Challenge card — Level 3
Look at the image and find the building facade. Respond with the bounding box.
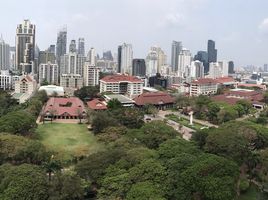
[60,53,86,76]
[83,62,100,86]
[39,62,59,85]
[132,59,146,77]
[56,27,67,66]
[16,20,36,73]
[78,38,85,56]
[190,61,204,79]
[60,74,83,89]
[190,78,218,96]
[178,48,192,78]
[0,70,12,90]
[118,43,133,74]
[100,75,143,97]
[0,36,10,70]
[171,41,182,72]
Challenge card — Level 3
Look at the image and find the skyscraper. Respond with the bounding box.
[194,51,208,73]
[132,59,146,77]
[117,46,122,73]
[78,38,85,56]
[83,62,100,86]
[150,46,167,73]
[103,50,113,61]
[69,40,76,53]
[56,27,67,65]
[146,50,158,76]
[48,45,56,54]
[190,61,204,79]
[118,43,133,74]
[207,40,217,66]
[87,48,96,66]
[218,61,229,77]
[228,61,235,74]
[178,48,192,77]
[171,41,182,72]
[16,19,36,73]
[0,36,10,70]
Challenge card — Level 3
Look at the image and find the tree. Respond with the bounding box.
[126,181,165,200]
[43,158,62,181]
[115,108,144,129]
[41,79,49,86]
[0,90,18,117]
[74,86,99,101]
[144,104,159,117]
[194,95,212,119]
[48,171,87,200]
[236,100,252,115]
[131,121,177,149]
[107,98,122,110]
[97,126,128,143]
[207,102,221,123]
[0,110,37,135]
[91,111,118,134]
[0,164,49,200]
[264,91,268,104]
[217,107,238,124]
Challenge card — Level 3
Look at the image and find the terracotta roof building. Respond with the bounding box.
[87,98,107,110]
[43,97,86,119]
[190,78,218,96]
[100,75,143,97]
[134,92,175,109]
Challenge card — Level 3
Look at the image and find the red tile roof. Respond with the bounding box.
[100,75,143,83]
[87,99,107,110]
[134,92,175,106]
[215,76,235,84]
[44,97,85,117]
[191,78,217,85]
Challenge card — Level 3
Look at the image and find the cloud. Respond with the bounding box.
[259,18,268,34]
[158,13,186,29]
[71,13,89,23]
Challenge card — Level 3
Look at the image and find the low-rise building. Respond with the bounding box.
[100,75,143,97]
[43,97,86,120]
[190,78,218,96]
[13,74,37,103]
[134,92,175,110]
[104,94,135,107]
[87,98,107,111]
[0,70,12,90]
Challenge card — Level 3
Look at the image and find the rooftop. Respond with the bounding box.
[104,94,135,104]
[87,99,107,110]
[100,75,143,83]
[134,92,175,106]
[191,78,217,85]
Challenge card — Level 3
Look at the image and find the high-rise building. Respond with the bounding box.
[15,19,36,73]
[178,48,192,78]
[69,40,76,53]
[56,27,67,65]
[150,46,167,73]
[48,45,56,54]
[0,36,10,70]
[132,59,146,77]
[10,47,16,71]
[78,38,85,56]
[87,48,96,66]
[218,61,229,77]
[171,41,182,72]
[190,61,204,79]
[83,62,100,86]
[146,50,158,76]
[194,51,208,73]
[38,51,56,65]
[60,53,86,76]
[39,62,59,84]
[207,40,217,65]
[118,43,133,74]
[229,61,235,74]
[208,62,222,79]
[117,46,122,73]
[264,64,268,72]
[103,50,113,61]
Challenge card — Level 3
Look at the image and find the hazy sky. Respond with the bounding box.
[1,0,268,67]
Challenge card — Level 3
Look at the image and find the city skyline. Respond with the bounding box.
[1,0,268,67]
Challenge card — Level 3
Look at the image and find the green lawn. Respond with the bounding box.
[36,123,103,162]
[166,114,204,131]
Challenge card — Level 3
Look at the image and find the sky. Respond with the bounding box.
[1,0,268,67]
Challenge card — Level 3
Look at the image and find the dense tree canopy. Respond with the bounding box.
[74,86,99,101]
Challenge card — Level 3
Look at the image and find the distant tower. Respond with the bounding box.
[87,48,96,66]
[56,27,67,65]
[178,48,192,78]
[78,38,85,56]
[117,45,122,73]
[207,40,217,72]
[69,40,76,53]
[16,19,36,73]
[171,41,182,72]
[118,43,133,74]
[132,59,146,77]
[0,36,10,70]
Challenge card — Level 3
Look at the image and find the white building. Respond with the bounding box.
[0,70,12,90]
[38,85,64,96]
[178,48,192,78]
[146,50,158,76]
[87,48,96,66]
[208,62,222,79]
[60,74,83,89]
[150,46,167,73]
[39,62,59,85]
[120,43,133,74]
[83,62,100,86]
[60,53,86,76]
[190,61,204,79]
[0,36,10,70]
[190,78,218,96]
[218,61,229,77]
[100,75,143,97]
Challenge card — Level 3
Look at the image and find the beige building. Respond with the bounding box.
[83,62,100,86]
[13,74,37,103]
[190,78,218,96]
[60,74,83,96]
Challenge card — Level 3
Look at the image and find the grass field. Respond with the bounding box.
[36,123,103,162]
